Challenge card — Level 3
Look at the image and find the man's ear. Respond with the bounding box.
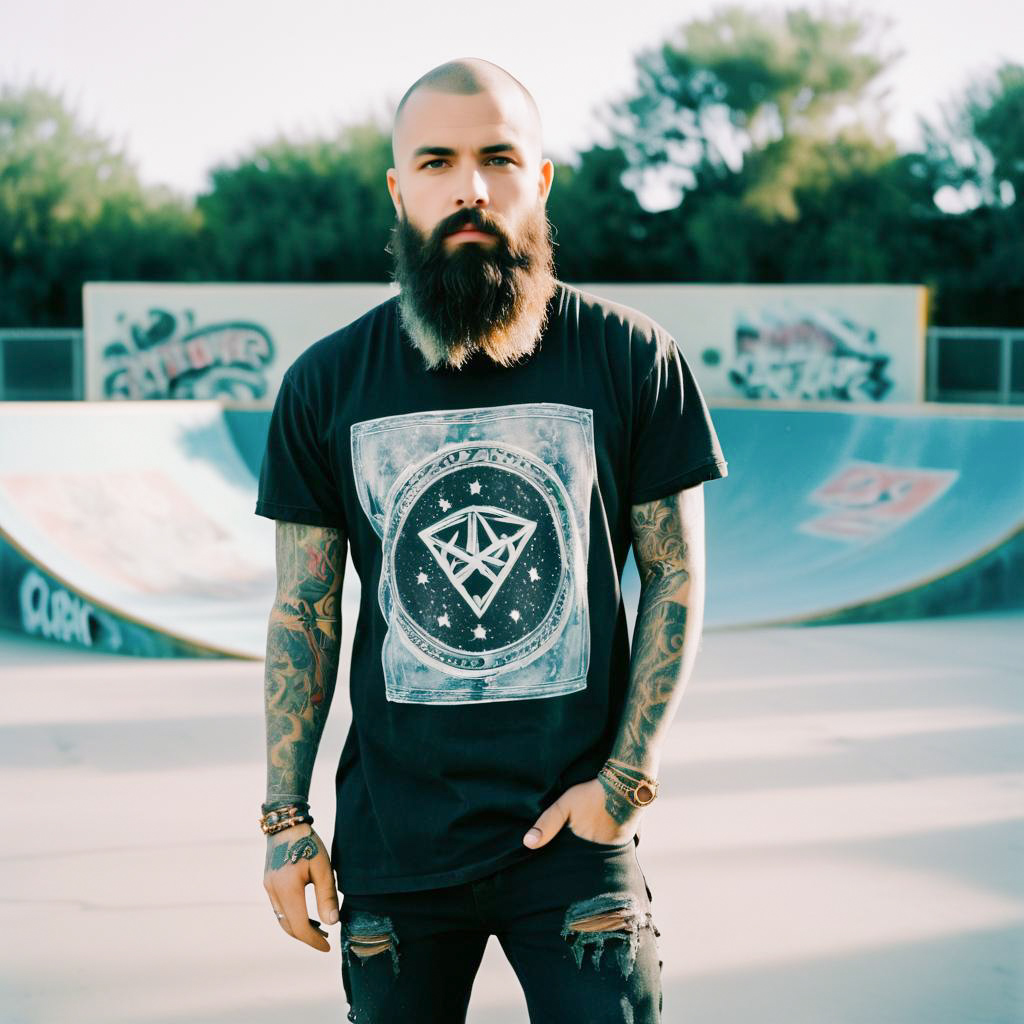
[537,157,554,202]
[386,168,402,216]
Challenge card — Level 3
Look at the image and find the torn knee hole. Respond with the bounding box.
[568,909,634,932]
[348,933,393,957]
[561,893,657,979]
[342,911,401,976]
[563,892,646,934]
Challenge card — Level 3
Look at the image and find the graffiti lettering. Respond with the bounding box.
[102,309,275,400]
[19,570,96,646]
[729,305,893,401]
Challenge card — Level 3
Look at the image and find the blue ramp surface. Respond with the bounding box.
[2,404,1020,658]
[638,406,1024,627]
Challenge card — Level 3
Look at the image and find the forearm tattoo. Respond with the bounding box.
[264,522,344,808]
[605,494,695,816]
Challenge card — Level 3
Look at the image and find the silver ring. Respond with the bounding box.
[274,911,285,920]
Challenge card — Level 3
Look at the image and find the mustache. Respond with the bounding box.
[435,208,503,241]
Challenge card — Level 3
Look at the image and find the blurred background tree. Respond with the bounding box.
[601,3,900,219]
[0,6,1021,327]
[196,120,395,282]
[0,83,198,325]
[917,62,1024,324]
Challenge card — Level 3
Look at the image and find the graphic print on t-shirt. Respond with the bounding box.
[351,403,595,705]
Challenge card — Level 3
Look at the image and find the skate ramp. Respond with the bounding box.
[0,402,277,657]
[1,402,1021,657]
[624,405,1024,627]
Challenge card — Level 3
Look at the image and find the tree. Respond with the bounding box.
[0,83,198,325]
[921,61,1024,208]
[601,4,900,219]
[917,62,1024,323]
[545,146,675,281]
[195,119,396,282]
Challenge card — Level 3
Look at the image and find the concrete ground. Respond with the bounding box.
[1,613,1021,1023]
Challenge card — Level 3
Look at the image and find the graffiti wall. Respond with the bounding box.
[85,282,926,405]
[83,282,396,402]
[582,283,926,404]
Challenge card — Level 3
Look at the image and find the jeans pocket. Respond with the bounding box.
[562,824,636,850]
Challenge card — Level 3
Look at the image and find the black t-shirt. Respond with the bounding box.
[255,280,727,895]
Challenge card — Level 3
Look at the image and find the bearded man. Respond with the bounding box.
[256,56,728,1023]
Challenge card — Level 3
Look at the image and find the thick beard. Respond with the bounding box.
[389,201,557,371]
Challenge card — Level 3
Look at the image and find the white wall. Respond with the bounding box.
[84,281,926,404]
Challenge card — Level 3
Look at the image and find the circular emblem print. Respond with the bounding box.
[382,442,577,677]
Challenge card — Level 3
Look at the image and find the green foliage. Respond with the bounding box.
[546,146,673,281]
[603,3,899,218]
[195,120,395,282]
[1,8,1021,328]
[921,61,1024,206]
[0,83,198,325]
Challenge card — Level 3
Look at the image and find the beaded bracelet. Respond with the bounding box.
[259,802,314,836]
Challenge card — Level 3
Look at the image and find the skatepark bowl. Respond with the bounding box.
[0,399,1021,1023]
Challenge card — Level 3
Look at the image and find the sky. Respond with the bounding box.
[3,0,1022,206]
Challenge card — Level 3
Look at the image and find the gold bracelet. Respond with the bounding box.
[259,805,313,836]
[598,764,659,807]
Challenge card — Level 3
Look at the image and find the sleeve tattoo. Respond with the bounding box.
[263,520,346,806]
[608,486,705,800]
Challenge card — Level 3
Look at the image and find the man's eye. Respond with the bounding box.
[420,156,513,170]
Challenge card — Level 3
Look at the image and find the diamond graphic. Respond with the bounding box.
[419,504,536,619]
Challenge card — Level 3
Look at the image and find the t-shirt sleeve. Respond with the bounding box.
[629,331,728,506]
[254,369,346,528]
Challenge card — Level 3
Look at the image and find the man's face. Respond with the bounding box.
[386,85,557,369]
[388,85,552,249]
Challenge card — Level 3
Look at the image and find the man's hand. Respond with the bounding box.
[263,825,340,952]
[522,779,640,849]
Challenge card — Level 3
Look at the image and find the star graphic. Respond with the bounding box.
[416,571,428,584]
[509,609,521,622]
[469,480,481,495]
[439,498,451,511]
[528,567,540,582]
[473,624,487,640]
[437,614,450,627]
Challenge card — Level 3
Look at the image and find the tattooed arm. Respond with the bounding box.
[264,520,346,805]
[262,520,346,952]
[605,485,706,817]
[522,484,706,847]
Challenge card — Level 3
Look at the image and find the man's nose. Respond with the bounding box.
[454,167,489,207]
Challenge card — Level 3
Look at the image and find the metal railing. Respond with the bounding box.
[0,329,84,401]
[926,327,1024,405]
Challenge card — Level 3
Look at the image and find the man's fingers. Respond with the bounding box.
[311,855,341,926]
[523,799,568,849]
[280,885,330,952]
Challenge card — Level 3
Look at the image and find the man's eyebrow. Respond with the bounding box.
[411,142,521,161]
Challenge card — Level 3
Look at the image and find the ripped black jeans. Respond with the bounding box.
[338,827,663,1023]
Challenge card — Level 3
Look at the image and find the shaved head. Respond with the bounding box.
[392,57,543,164]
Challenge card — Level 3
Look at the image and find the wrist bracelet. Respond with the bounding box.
[599,762,659,808]
[259,802,314,836]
